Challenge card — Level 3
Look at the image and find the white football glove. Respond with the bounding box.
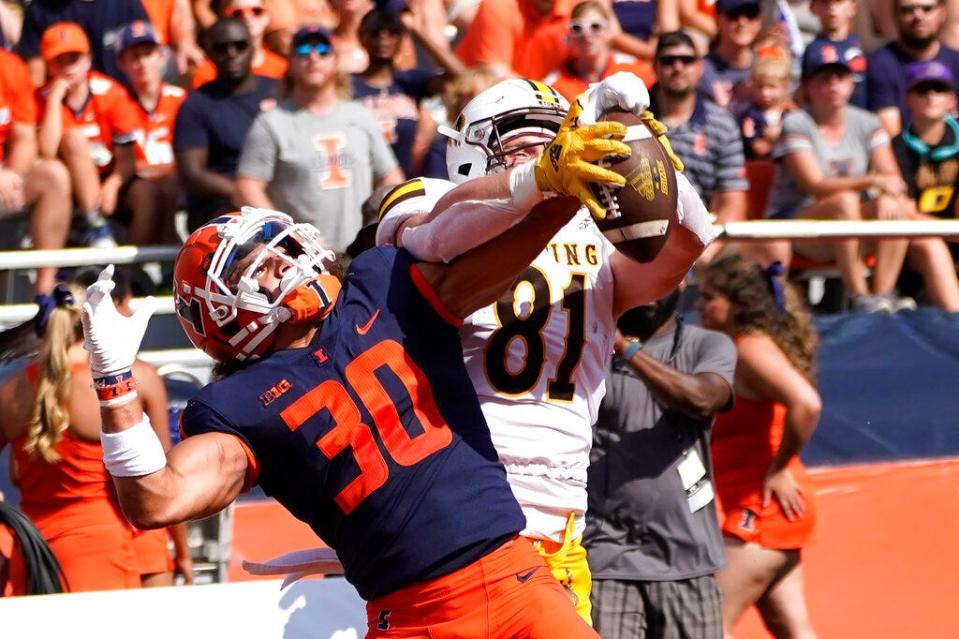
[576,71,651,126]
[81,264,156,378]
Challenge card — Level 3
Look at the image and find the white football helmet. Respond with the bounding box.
[439,79,569,184]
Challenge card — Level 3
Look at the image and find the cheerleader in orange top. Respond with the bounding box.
[0,277,188,592]
[696,254,821,639]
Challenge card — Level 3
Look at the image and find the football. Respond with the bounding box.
[591,109,678,263]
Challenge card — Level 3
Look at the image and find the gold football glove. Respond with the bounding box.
[534,94,630,220]
[639,110,684,172]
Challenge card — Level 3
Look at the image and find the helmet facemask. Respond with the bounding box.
[188,207,338,360]
[460,107,565,175]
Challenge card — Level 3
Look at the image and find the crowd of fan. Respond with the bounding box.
[1,0,959,311]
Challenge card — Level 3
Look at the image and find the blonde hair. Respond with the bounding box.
[751,41,792,82]
[24,283,85,463]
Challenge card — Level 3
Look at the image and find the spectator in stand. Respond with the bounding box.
[174,17,279,231]
[192,0,288,88]
[0,278,172,592]
[586,287,736,639]
[421,64,508,179]
[678,0,718,53]
[739,43,795,160]
[261,0,340,56]
[17,0,151,86]
[0,48,71,296]
[36,22,139,250]
[116,21,186,246]
[455,0,574,79]
[697,254,820,639]
[352,7,462,177]
[543,1,655,102]
[867,0,959,137]
[701,0,763,118]
[330,0,376,74]
[138,0,205,78]
[807,0,868,108]
[606,0,679,63]
[651,30,748,261]
[893,62,959,285]
[234,26,402,251]
[765,43,959,312]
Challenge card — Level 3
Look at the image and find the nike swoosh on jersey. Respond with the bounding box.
[515,567,539,583]
[355,309,381,335]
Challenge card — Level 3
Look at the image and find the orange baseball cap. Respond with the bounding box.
[40,22,90,63]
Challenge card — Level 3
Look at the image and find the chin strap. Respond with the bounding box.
[281,274,342,325]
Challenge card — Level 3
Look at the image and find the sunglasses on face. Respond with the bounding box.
[898,2,938,14]
[569,20,607,35]
[725,5,761,20]
[910,81,952,95]
[293,41,332,57]
[225,5,266,18]
[211,39,251,54]
[657,54,697,67]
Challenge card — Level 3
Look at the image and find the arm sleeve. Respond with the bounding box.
[180,399,260,489]
[772,111,814,159]
[691,331,737,388]
[401,198,530,263]
[236,113,279,180]
[172,96,208,150]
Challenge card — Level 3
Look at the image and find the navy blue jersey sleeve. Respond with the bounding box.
[180,398,260,489]
[349,246,463,327]
[173,93,210,151]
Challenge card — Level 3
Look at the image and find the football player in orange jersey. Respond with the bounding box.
[36,22,140,249]
[117,21,187,245]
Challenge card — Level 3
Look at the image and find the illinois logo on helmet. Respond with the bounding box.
[173,207,341,362]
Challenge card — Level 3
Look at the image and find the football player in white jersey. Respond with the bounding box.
[375,74,715,623]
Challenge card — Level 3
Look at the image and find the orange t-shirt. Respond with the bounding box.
[0,49,38,163]
[455,0,573,80]
[129,82,186,178]
[12,361,140,592]
[545,54,656,102]
[36,71,140,174]
[140,0,174,43]
[191,49,288,88]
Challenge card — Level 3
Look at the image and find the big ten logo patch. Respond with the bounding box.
[312,133,353,189]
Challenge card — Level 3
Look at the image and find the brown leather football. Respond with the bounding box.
[591,109,678,263]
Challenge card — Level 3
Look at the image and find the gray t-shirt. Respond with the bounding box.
[237,99,398,251]
[766,106,889,218]
[585,322,736,582]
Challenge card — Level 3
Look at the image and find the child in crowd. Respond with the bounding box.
[739,44,794,159]
[807,0,867,107]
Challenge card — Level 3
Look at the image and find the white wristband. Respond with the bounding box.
[101,413,167,477]
[509,159,546,209]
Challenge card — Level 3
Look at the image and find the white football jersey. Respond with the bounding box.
[377,179,617,542]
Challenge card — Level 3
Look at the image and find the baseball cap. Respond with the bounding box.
[905,60,956,91]
[716,0,761,14]
[40,22,90,63]
[117,21,161,55]
[801,39,854,79]
[292,25,333,48]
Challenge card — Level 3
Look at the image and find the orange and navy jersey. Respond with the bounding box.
[0,49,38,163]
[129,83,186,177]
[37,71,139,173]
[180,247,524,600]
[191,49,288,89]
